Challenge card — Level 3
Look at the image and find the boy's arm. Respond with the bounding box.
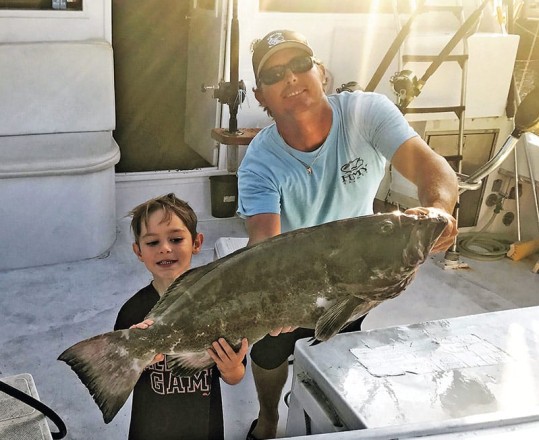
[114,303,132,331]
[207,338,249,385]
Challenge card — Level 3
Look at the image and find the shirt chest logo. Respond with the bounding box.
[340,157,368,184]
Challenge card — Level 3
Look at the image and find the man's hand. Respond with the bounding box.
[405,207,458,254]
[268,326,298,336]
[207,338,249,385]
[129,319,164,364]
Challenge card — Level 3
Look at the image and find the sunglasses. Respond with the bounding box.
[258,55,314,86]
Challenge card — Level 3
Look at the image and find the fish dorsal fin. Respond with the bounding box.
[315,296,364,341]
[146,246,246,320]
[145,263,216,320]
[166,351,215,377]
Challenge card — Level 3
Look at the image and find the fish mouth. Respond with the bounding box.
[403,215,448,266]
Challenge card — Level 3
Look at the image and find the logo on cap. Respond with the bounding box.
[266,32,286,47]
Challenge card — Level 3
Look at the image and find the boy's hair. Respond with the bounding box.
[129,193,198,244]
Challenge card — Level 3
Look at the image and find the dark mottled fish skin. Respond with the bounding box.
[58,212,447,423]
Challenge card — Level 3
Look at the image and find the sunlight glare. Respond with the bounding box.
[358,1,386,84]
[498,323,539,410]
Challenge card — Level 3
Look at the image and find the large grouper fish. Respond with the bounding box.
[59,211,447,423]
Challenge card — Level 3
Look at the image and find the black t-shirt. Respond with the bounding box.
[115,283,224,440]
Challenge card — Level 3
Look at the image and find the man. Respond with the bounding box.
[237,30,458,440]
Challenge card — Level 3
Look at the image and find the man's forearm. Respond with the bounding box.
[416,161,458,214]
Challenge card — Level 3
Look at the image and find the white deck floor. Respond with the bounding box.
[1,214,538,440]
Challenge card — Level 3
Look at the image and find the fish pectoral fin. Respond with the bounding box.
[308,337,322,346]
[166,351,215,377]
[315,297,364,342]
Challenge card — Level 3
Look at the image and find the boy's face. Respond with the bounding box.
[133,209,202,286]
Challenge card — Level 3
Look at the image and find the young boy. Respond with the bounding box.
[115,193,248,440]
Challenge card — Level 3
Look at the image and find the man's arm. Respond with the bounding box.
[245,213,281,246]
[391,136,458,212]
[391,136,459,253]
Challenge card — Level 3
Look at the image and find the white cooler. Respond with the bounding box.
[285,307,539,438]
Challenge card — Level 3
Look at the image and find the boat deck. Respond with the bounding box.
[1,213,538,439]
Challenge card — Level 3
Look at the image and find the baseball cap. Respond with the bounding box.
[252,30,313,83]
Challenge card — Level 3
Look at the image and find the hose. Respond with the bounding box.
[457,209,512,261]
[458,234,512,260]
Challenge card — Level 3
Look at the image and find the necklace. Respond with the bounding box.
[283,145,325,175]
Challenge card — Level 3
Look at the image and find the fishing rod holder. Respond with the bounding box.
[201,79,246,134]
[390,69,421,110]
[201,80,246,109]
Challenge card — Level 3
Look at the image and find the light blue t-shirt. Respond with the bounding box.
[237,91,417,232]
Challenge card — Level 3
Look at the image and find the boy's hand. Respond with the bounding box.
[207,338,248,385]
[129,319,164,364]
[269,326,298,336]
[130,319,154,330]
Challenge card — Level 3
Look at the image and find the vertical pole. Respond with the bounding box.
[228,0,239,133]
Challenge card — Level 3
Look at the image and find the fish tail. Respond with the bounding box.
[58,329,155,423]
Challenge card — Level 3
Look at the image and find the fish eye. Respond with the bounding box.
[379,219,395,235]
